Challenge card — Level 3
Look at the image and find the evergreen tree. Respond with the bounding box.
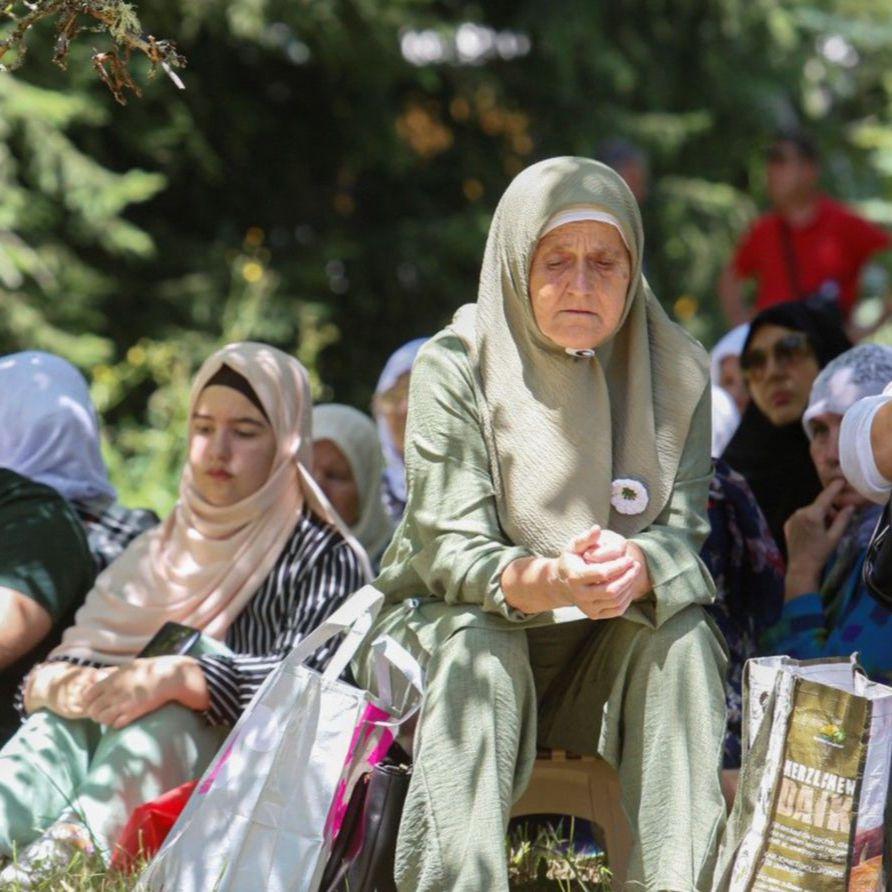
[4,0,892,511]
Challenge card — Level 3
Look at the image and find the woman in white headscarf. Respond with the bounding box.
[0,343,367,880]
[372,338,428,521]
[313,403,395,570]
[711,385,741,458]
[710,323,750,413]
[0,351,115,505]
[761,343,892,684]
[0,351,157,571]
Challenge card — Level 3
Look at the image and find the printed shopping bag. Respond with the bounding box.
[139,585,422,892]
[715,655,892,892]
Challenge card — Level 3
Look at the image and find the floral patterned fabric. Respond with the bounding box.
[761,504,892,687]
[701,460,786,768]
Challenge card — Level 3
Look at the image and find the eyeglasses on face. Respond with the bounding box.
[740,332,814,381]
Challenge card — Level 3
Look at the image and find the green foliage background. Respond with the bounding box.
[4,0,892,514]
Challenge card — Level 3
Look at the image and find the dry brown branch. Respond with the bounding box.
[92,48,140,103]
[0,0,186,104]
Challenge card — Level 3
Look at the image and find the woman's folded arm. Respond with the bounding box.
[375,336,534,620]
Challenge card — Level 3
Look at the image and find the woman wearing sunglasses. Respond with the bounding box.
[722,298,850,556]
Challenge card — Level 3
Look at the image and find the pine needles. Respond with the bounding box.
[0,0,186,103]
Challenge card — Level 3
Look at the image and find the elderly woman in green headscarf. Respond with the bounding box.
[358,157,728,891]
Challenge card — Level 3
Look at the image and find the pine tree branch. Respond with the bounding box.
[0,0,186,103]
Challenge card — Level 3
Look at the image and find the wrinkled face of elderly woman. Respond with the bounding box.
[808,411,870,512]
[529,220,632,351]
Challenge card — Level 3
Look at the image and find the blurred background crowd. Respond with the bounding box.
[4,0,892,515]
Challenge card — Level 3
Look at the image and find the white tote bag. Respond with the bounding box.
[140,585,421,892]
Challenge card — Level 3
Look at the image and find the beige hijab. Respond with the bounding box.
[450,156,709,555]
[53,342,370,664]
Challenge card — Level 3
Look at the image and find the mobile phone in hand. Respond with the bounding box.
[137,622,202,659]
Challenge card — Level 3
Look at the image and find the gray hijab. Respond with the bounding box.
[450,156,709,555]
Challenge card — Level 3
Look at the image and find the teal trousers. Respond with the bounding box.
[0,704,227,862]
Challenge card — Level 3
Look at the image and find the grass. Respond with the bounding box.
[0,821,609,890]
[507,818,612,891]
[0,850,142,891]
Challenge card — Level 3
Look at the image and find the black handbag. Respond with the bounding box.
[320,756,412,892]
[863,500,892,611]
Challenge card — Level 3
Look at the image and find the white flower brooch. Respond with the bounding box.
[611,478,649,515]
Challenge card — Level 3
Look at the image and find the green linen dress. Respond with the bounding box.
[356,331,728,892]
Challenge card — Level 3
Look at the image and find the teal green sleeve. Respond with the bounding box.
[375,335,533,619]
[628,383,717,628]
[375,338,715,628]
[0,471,95,622]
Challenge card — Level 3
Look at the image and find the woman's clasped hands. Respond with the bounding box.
[24,655,210,729]
[502,524,652,619]
[555,525,651,620]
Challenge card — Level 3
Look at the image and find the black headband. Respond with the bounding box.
[202,364,270,422]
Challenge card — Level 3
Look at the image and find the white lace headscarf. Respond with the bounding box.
[803,344,892,439]
[837,347,892,504]
[709,324,750,386]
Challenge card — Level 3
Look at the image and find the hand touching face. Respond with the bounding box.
[784,480,855,598]
[808,411,870,512]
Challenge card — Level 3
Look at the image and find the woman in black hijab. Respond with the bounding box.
[721,298,850,555]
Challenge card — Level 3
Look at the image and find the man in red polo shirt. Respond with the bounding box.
[719,131,890,329]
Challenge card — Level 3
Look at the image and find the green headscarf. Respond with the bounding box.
[312,403,395,565]
[450,156,709,555]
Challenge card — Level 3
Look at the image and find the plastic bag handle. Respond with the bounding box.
[369,634,425,729]
[283,585,384,678]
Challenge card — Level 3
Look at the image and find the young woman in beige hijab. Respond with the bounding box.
[355,157,728,891]
[0,342,368,879]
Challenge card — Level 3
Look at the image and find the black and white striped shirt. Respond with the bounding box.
[22,507,366,728]
[72,500,159,573]
[198,507,367,725]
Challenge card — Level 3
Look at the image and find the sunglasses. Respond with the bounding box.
[740,332,814,381]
